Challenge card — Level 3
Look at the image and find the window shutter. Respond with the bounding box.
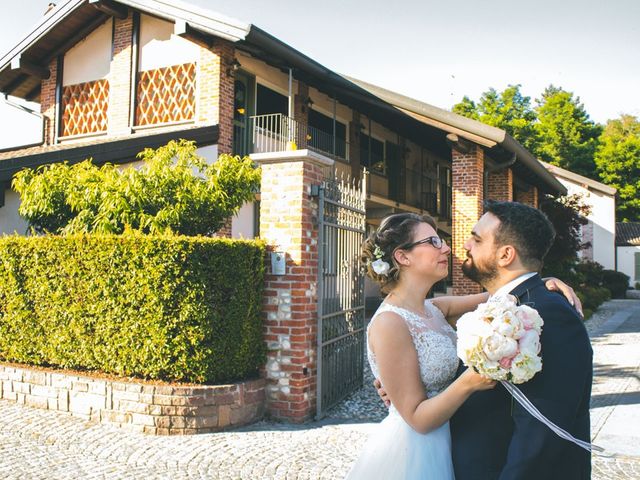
[635,252,640,281]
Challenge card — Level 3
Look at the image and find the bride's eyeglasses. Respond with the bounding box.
[401,236,446,250]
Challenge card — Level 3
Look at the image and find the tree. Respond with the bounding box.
[534,85,602,179]
[12,139,262,235]
[539,193,591,281]
[594,114,640,222]
[452,84,540,152]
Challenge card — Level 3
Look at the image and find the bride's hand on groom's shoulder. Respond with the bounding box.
[373,378,391,407]
[542,277,584,317]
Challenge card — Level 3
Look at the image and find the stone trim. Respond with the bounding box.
[0,363,264,435]
[251,149,335,168]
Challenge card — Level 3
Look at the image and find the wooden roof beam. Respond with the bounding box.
[174,20,215,49]
[89,0,128,20]
[10,55,50,80]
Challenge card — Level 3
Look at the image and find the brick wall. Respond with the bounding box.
[0,363,264,435]
[198,40,235,154]
[486,168,513,202]
[255,152,329,422]
[516,185,539,208]
[452,146,484,295]
[41,58,57,144]
[108,15,134,135]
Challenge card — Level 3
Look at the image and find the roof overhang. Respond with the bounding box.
[343,77,567,196]
[542,161,616,196]
[0,0,565,196]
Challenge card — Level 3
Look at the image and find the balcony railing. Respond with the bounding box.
[249,114,349,162]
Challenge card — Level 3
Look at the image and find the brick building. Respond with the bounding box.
[0,0,566,422]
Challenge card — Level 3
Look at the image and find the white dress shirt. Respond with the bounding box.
[492,271,537,298]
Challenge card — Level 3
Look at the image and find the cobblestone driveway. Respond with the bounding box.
[0,300,638,479]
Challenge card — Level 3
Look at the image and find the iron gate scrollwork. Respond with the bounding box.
[314,174,367,418]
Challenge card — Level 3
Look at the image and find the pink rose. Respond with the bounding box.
[499,357,513,369]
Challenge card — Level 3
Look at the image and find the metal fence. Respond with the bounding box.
[313,174,367,418]
[250,114,349,163]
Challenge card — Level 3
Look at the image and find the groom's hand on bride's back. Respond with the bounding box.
[373,378,391,407]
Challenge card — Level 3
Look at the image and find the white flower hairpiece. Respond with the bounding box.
[370,245,390,276]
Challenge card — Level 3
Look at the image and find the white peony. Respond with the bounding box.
[516,304,544,331]
[510,352,543,384]
[371,259,390,276]
[491,310,526,339]
[482,333,519,361]
[518,329,541,356]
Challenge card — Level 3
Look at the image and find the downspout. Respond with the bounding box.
[1,94,46,149]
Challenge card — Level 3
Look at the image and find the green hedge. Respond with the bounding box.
[0,234,265,384]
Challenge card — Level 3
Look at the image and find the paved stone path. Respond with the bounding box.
[0,299,638,479]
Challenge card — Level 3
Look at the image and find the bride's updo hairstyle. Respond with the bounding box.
[361,213,437,293]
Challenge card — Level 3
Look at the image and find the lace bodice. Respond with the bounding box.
[367,300,459,410]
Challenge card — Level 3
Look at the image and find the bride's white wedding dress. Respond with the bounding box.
[346,300,459,479]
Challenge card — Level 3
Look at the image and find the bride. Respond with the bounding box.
[346,213,578,479]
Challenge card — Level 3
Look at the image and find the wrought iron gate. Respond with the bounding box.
[314,175,367,418]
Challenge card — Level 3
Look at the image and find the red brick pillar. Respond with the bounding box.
[252,150,332,422]
[198,40,235,154]
[486,168,513,201]
[108,14,134,135]
[41,58,58,145]
[452,146,484,295]
[517,185,539,208]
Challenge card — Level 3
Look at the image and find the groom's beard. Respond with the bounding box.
[461,255,499,286]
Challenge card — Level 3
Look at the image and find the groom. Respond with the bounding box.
[450,200,592,479]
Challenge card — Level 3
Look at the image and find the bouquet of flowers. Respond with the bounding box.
[456,295,543,384]
[456,294,606,455]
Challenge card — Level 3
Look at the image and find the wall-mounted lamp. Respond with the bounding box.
[226,59,241,77]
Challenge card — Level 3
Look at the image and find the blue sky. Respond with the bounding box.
[1,0,639,149]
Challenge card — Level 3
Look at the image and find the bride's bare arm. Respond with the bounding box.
[369,312,495,435]
[431,293,489,328]
[431,277,582,328]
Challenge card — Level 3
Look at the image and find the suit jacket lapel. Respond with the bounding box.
[508,273,543,307]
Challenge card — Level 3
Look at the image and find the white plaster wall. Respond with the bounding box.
[63,20,112,86]
[231,201,255,239]
[138,14,199,72]
[0,189,30,235]
[236,52,290,98]
[197,144,255,238]
[617,246,640,286]
[556,177,616,270]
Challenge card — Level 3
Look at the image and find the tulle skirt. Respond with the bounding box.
[346,411,455,479]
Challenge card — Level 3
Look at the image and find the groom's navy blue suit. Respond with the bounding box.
[450,274,593,480]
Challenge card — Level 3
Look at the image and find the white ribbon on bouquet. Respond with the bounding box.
[501,381,612,457]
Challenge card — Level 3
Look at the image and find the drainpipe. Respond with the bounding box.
[1,94,46,149]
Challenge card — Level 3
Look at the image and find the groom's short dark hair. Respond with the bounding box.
[483,200,556,271]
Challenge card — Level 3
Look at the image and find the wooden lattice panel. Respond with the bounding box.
[135,62,196,126]
[61,79,109,137]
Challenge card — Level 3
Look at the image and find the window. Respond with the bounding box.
[438,165,452,220]
[359,133,385,174]
[635,252,640,281]
[256,84,288,116]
